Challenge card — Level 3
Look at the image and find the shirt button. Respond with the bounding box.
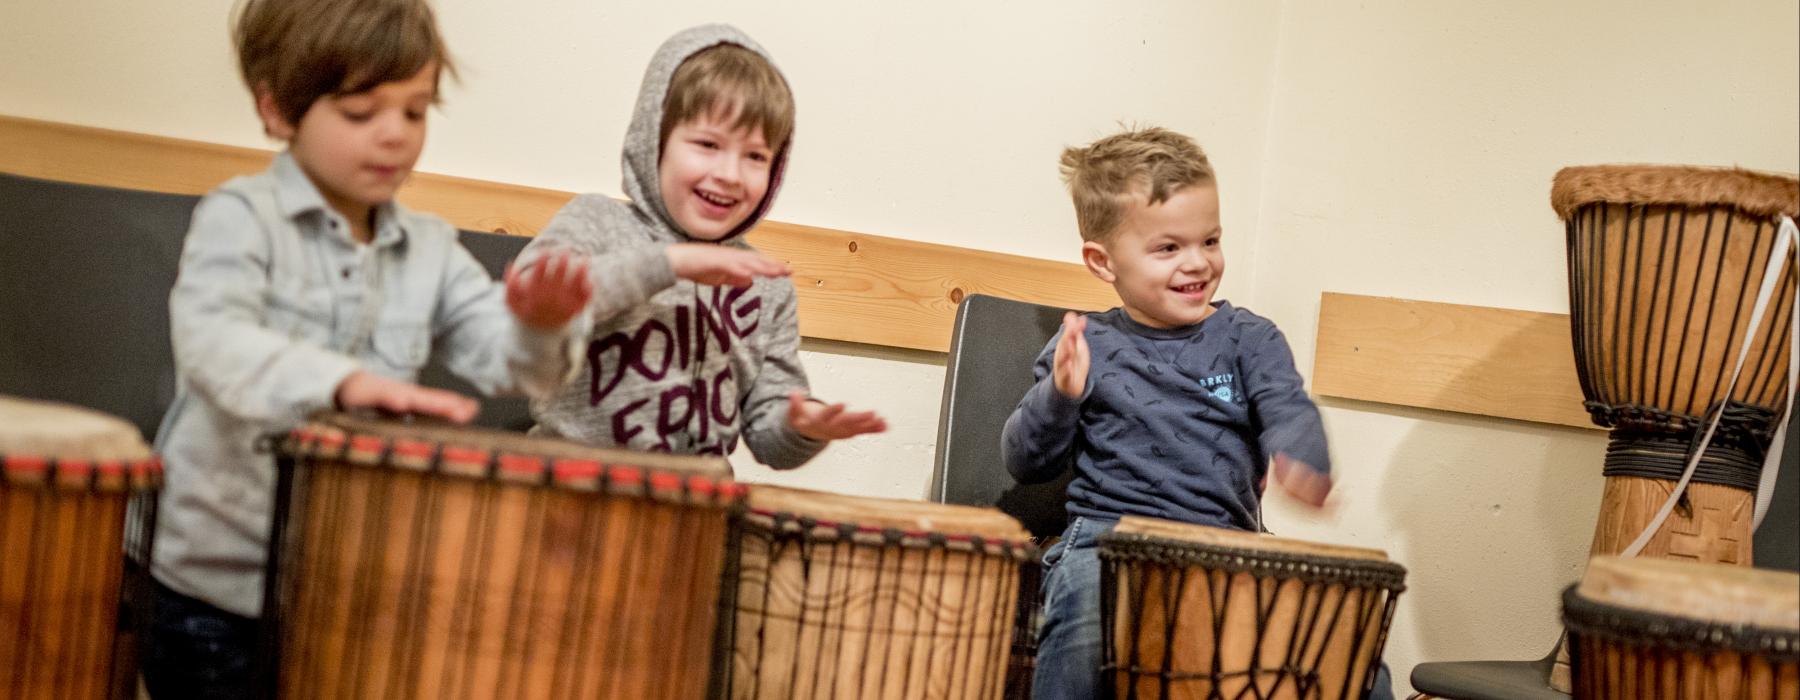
[342,268,353,279]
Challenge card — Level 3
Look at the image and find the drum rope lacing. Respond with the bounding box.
[1097,533,1404,699]
[1622,214,1797,558]
[1601,429,1765,492]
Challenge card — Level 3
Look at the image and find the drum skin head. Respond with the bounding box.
[1577,555,1800,631]
[1114,515,1390,562]
[746,483,1030,540]
[0,395,152,462]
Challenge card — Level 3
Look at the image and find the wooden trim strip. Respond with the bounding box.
[1314,292,1600,430]
[0,114,1117,352]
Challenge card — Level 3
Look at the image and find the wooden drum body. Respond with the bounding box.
[273,414,742,700]
[1556,165,1799,564]
[714,485,1034,700]
[1099,517,1406,700]
[1563,556,1799,700]
[0,396,161,699]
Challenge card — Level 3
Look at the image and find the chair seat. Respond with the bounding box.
[1409,656,1567,700]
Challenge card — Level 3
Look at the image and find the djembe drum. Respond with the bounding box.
[1562,555,1799,700]
[0,396,162,699]
[271,413,742,700]
[1556,165,1799,565]
[712,485,1034,700]
[1099,517,1406,700]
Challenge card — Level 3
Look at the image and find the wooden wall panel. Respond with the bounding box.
[1314,292,1599,430]
[0,114,1117,352]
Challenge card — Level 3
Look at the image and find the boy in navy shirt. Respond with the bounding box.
[1003,126,1388,699]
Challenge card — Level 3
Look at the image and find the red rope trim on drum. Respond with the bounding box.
[609,465,645,486]
[313,430,345,450]
[497,454,543,475]
[649,472,681,492]
[392,439,433,460]
[279,424,745,507]
[552,458,602,479]
[5,454,49,474]
[0,452,164,491]
[440,445,489,468]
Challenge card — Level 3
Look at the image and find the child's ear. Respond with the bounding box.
[1081,240,1117,283]
[254,86,296,140]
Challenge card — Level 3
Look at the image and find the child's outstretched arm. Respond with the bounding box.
[517,195,789,327]
[431,243,590,400]
[169,195,366,424]
[736,283,841,469]
[1243,323,1333,507]
[784,391,888,441]
[1001,312,1089,484]
[517,195,677,324]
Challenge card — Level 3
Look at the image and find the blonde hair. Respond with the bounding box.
[1059,126,1215,242]
[660,44,795,152]
[234,0,456,126]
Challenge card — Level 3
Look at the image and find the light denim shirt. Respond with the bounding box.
[151,153,574,616]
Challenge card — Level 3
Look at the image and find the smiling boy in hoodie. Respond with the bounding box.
[520,24,885,466]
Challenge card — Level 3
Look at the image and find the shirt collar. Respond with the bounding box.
[270,151,409,248]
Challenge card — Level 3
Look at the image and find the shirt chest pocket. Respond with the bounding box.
[264,283,333,344]
[371,324,431,375]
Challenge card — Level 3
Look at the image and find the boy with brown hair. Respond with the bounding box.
[1002,126,1388,698]
[146,1,590,695]
[521,25,884,464]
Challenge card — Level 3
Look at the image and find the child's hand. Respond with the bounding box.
[335,371,479,424]
[1053,312,1090,399]
[506,250,593,331]
[1272,452,1332,509]
[668,243,792,288]
[786,390,888,441]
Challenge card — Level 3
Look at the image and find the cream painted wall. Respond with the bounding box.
[5,0,1797,695]
[1249,1,1799,694]
[0,0,1284,500]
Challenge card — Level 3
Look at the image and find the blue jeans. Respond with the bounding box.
[1032,516,1112,700]
[1031,516,1395,700]
[143,579,261,700]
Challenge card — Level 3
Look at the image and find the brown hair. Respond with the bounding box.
[1059,126,1215,242]
[660,44,794,152]
[234,0,457,127]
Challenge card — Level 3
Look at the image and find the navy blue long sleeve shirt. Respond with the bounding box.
[1000,302,1329,532]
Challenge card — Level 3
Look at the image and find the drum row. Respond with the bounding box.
[5,401,1794,699]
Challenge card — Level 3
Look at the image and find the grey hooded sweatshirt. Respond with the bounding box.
[520,25,824,468]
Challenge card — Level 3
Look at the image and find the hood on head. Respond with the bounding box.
[621,24,791,243]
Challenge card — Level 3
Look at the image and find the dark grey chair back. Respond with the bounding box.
[1755,409,1798,572]
[929,293,1075,539]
